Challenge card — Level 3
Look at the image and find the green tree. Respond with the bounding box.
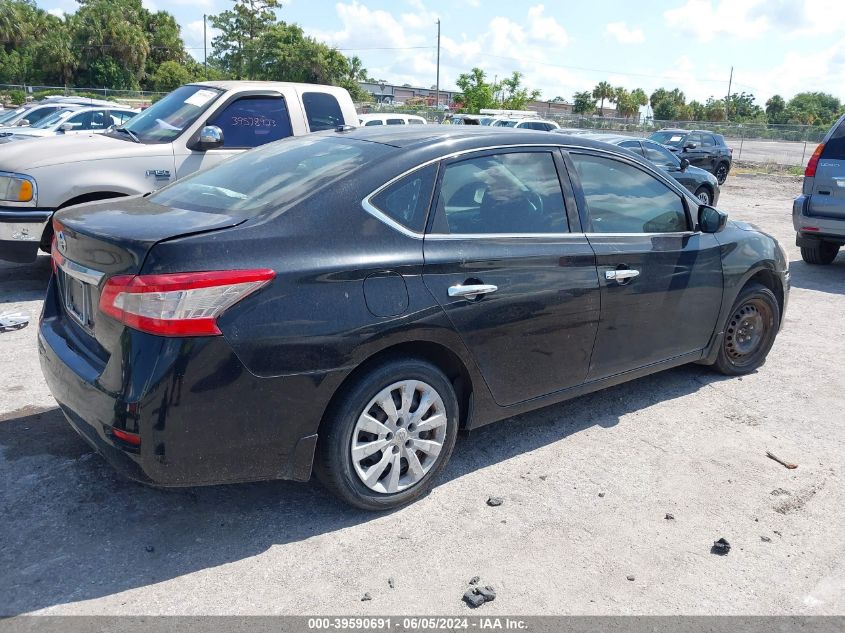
[499,71,540,110]
[785,92,842,126]
[572,90,595,115]
[149,60,194,91]
[687,100,705,121]
[592,81,613,116]
[650,87,687,121]
[210,0,281,79]
[704,97,726,121]
[346,55,367,82]
[454,67,499,113]
[765,95,787,124]
[725,92,763,121]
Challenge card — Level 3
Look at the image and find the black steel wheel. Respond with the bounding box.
[713,283,780,375]
[715,162,729,185]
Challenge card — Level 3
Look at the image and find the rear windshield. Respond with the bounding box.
[822,116,845,160]
[149,135,388,216]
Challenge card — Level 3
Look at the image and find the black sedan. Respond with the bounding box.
[40,126,789,510]
[573,133,721,206]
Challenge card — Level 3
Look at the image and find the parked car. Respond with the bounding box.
[0,102,75,128]
[358,113,427,126]
[0,105,138,143]
[793,113,845,264]
[0,81,357,263]
[40,127,789,510]
[649,129,733,184]
[575,133,720,205]
[492,118,559,131]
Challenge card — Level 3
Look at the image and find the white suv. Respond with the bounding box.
[491,118,560,131]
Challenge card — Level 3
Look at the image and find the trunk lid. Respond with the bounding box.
[53,196,246,348]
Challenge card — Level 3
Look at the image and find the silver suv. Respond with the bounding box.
[793,113,845,264]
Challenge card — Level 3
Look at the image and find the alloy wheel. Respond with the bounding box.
[697,190,711,204]
[350,380,448,494]
[716,164,728,184]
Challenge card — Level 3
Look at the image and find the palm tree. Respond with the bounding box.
[0,2,24,48]
[347,55,367,83]
[592,81,613,117]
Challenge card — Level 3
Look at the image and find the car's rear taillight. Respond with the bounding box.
[805,143,825,177]
[99,269,275,337]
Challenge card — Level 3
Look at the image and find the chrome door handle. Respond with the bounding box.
[605,269,640,281]
[448,284,498,299]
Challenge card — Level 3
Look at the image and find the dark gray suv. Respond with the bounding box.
[793,113,845,265]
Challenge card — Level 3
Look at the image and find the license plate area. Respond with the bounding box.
[62,271,93,328]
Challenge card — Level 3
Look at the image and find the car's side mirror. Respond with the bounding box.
[698,204,727,233]
[16,119,29,127]
[196,125,224,150]
[680,158,690,171]
[684,142,697,150]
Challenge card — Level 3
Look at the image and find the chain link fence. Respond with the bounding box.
[0,84,165,106]
[356,103,827,167]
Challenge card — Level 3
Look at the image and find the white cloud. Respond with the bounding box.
[183,18,221,61]
[664,0,769,42]
[47,7,64,17]
[605,22,644,44]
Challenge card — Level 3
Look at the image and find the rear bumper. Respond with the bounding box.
[38,274,344,487]
[0,206,53,263]
[793,195,845,243]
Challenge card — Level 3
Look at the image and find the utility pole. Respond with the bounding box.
[435,19,441,108]
[203,14,208,73]
[725,66,733,122]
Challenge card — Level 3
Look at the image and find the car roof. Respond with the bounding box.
[191,81,350,95]
[323,124,624,153]
[656,128,718,135]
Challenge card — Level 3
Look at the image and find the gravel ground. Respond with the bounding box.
[1,174,844,616]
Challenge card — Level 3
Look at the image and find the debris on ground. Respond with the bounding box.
[144,545,155,553]
[486,497,503,507]
[766,450,798,469]
[463,584,496,608]
[626,575,635,581]
[711,538,731,555]
[665,513,675,520]
[761,536,772,542]
[361,592,372,601]
[469,576,480,585]
[388,577,395,589]
[463,588,485,608]
[598,492,606,498]
[771,488,790,496]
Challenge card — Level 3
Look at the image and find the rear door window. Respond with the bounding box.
[303,92,344,131]
[207,96,293,148]
[642,141,680,167]
[822,117,845,159]
[66,111,93,130]
[700,134,716,148]
[364,119,383,126]
[431,151,568,234]
[27,107,59,124]
[386,118,405,125]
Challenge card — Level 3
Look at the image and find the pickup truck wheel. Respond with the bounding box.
[713,283,779,376]
[800,242,839,265]
[715,162,729,184]
[314,359,459,510]
[694,186,712,205]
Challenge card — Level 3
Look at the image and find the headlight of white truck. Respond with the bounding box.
[0,171,37,206]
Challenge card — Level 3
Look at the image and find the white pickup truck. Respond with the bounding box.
[0,81,358,262]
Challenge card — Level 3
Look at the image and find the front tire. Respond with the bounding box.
[712,283,780,376]
[314,359,459,510]
[694,186,712,205]
[715,162,729,185]
[800,242,839,265]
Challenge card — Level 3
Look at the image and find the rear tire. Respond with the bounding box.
[712,282,780,376]
[694,186,712,205]
[314,359,459,511]
[800,242,839,265]
[715,162,729,185]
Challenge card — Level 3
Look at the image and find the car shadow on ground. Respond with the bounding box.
[0,362,729,614]
[0,255,52,304]
[788,257,845,296]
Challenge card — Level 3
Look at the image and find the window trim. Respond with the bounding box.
[564,148,694,234]
[426,146,572,238]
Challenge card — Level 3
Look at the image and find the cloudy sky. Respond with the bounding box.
[36,0,845,105]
